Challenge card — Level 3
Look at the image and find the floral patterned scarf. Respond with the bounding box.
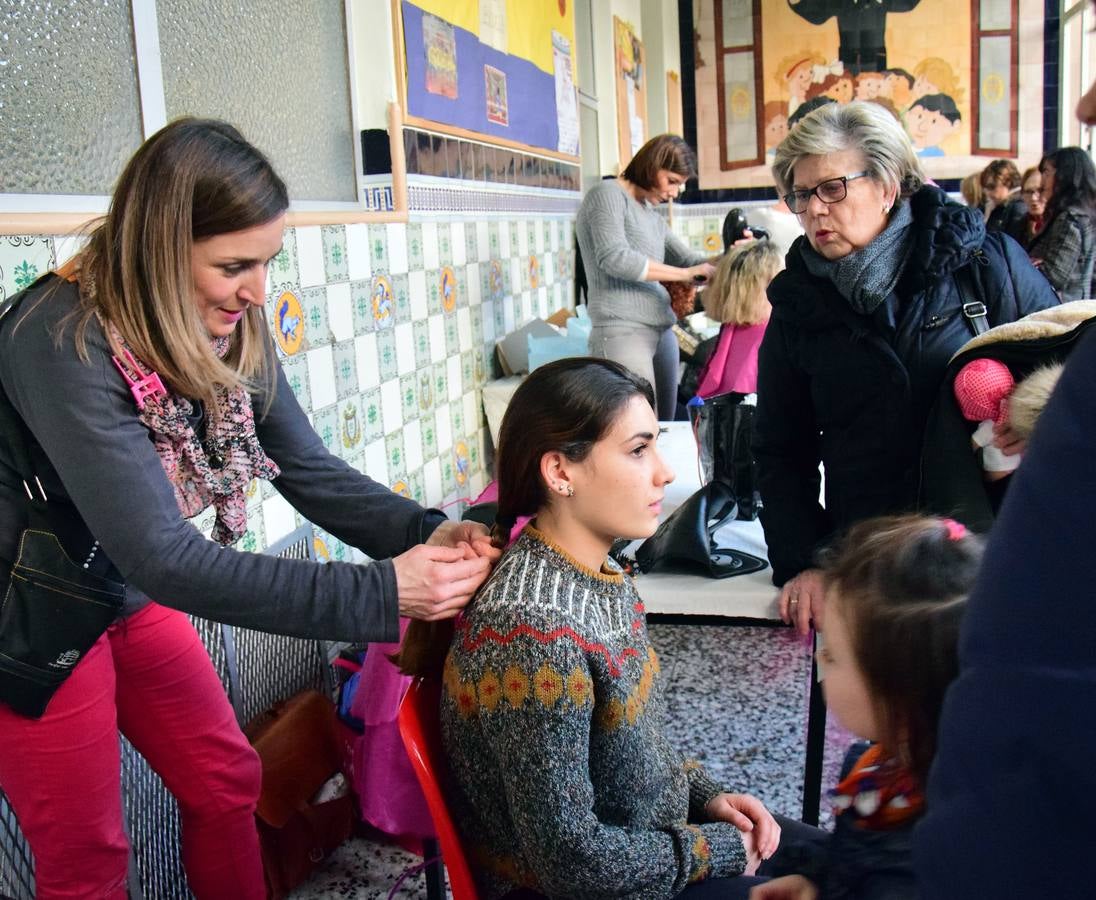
[830,743,925,831]
[110,326,280,545]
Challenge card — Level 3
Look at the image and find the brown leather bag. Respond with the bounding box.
[245,690,355,899]
[662,280,698,319]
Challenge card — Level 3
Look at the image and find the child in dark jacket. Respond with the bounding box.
[751,515,982,900]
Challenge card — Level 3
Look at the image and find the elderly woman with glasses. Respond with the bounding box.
[753,101,1058,635]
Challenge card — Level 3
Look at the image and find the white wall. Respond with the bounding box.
[348,0,398,130]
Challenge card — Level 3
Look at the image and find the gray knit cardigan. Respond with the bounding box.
[440,527,748,899]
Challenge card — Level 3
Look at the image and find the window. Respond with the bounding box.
[714,0,763,171]
[972,0,1019,156]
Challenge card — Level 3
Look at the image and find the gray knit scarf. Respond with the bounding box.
[799,201,915,314]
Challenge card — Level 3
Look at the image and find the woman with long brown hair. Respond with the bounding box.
[0,118,494,899]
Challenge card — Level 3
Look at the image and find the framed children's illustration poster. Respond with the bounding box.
[688,0,1045,190]
[485,65,509,125]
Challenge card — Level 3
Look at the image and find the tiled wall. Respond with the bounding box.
[0,218,574,561]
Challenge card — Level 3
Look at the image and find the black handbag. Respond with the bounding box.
[635,481,767,579]
[688,392,762,520]
[0,293,125,719]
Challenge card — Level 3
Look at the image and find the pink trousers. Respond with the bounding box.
[0,603,266,899]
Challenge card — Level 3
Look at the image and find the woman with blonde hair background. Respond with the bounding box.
[0,118,495,899]
[753,101,1057,636]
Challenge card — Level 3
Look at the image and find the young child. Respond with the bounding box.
[906,93,961,157]
[695,239,784,399]
[751,515,983,900]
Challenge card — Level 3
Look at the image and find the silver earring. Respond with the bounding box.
[559,483,573,497]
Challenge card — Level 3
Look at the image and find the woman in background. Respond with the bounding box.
[576,135,716,419]
[1027,146,1096,300]
[1007,166,1046,248]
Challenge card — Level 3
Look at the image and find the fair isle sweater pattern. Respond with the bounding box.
[440,527,748,900]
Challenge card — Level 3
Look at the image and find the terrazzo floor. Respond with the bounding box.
[291,622,854,900]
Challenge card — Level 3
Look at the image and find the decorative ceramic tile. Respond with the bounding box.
[385,430,406,484]
[460,351,474,396]
[481,300,496,344]
[371,273,396,331]
[432,363,449,424]
[344,222,372,281]
[473,347,486,385]
[399,372,418,422]
[280,354,313,413]
[440,453,458,497]
[386,223,409,275]
[322,225,348,282]
[440,265,459,314]
[332,339,357,400]
[338,398,364,456]
[508,222,521,258]
[312,403,341,456]
[362,388,384,443]
[0,236,54,302]
[488,221,501,258]
[391,273,412,325]
[443,315,459,356]
[368,224,389,273]
[295,226,326,288]
[269,228,299,292]
[406,223,425,271]
[426,269,443,316]
[350,279,374,335]
[407,469,425,505]
[327,282,354,342]
[413,320,432,370]
[464,222,478,264]
[416,367,434,415]
[301,286,330,348]
[420,408,438,460]
[237,518,265,554]
[376,329,399,382]
[438,225,453,266]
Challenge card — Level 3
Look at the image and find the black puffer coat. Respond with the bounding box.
[754,185,1059,585]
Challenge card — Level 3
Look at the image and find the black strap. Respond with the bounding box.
[956,265,990,337]
[0,293,47,500]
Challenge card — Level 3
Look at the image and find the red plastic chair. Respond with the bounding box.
[397,678,481,900]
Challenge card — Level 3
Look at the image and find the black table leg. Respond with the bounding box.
[801,645,827,826]
[422,836,446,900]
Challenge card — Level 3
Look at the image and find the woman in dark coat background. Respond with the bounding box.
[1027,145,1096,301]
[753,101,1058,634]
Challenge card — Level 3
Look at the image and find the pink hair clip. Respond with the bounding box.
[111,348,167,410]
[943,519,968,541]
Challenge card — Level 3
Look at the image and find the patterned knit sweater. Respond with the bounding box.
[440,527,747,899]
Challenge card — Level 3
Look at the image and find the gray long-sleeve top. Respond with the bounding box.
[575,179,707,329]
[0,276,444,643]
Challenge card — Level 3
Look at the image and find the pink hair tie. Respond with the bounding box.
[943,519,968,541]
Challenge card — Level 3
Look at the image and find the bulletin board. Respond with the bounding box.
[396,0,580,160]
[614,17,648,168]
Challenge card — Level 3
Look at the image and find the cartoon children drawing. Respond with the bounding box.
[907,93,962,157]
[911,57,964,106]
[764,101,789,155]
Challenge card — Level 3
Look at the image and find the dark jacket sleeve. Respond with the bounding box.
[752,317,828,585]
[1030,210,1085,295]
[916,329,1096,898]
[982,231,1060,321]
[0,295,406,643]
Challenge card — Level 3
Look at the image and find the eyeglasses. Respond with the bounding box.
[1021,188,1042,198]
[783,172,869,214]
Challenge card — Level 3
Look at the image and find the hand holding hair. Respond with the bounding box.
[391,544,492,621]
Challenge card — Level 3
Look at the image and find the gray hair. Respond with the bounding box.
[772,100,925,201]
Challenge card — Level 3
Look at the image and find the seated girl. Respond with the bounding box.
[696,239,784,400]
[410,358,820,899]
[751,515,982,900]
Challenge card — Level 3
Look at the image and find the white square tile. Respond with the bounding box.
[387,223,409,275]
[262,493,297,545]
[517,223,529,257]
[465,263,481,305]
[54,234,87,268]
[549,221,560,252]
[503,299,515,334]
[537,287,548,318]
[355,333,380,390]
[327,282,354,342]
[482,301,496,343]
[345,223,372,281]
[521,293,534,324]
[363,438,389,487]
[457,307,472,351]
[429,314,446,363]
[451,222,466,265]
[381,378,403,434]
[435,407,453,452]
[296,226,326,288]
[422,222,440,269]
[498,222,511,258]
[306,346,337,408]
[469,470,486,499]
[510,258,523,295]
[535,221,545,254]
[476,221,490,260]
[403,418,423,472]
[408,269,429,320]
[543,252,555,285]
[447,355,462,402]
[463,393,479,434]
[395,322,415,375]
[423,457,443,506]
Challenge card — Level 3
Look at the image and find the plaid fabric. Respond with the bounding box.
[1029,207,1096,301]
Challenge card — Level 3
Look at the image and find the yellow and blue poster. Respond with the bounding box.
[402,0,578,155]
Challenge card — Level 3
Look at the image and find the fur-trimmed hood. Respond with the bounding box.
[952,300,1096,359]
